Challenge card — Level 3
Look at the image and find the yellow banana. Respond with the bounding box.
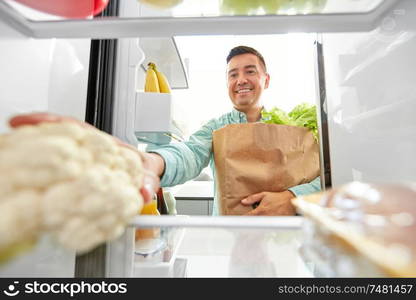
[144,63,160,93]
[149,62,171,94]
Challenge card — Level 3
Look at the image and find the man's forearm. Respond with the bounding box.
[144,152,165,178]
[288,176,321,197]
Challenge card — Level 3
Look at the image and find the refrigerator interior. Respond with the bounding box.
[0,0,415,278]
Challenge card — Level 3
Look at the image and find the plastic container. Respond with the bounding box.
[134,227,185,277]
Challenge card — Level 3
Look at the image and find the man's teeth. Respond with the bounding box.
[237,89,251,93]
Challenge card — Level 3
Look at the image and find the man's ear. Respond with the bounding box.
[264,73,270,89]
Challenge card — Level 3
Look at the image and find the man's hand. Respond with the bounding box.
[241,190,296,216]
[139,152,165,203]
[9,113,160,204]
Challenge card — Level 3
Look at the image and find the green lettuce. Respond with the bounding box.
[261,103,318,140]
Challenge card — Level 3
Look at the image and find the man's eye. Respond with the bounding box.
[246,70,256,74]
[229,73,237,78]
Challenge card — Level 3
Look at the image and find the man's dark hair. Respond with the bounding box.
[226,45,267,72]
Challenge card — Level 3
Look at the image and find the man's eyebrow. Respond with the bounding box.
[227,65,257,75]
[228,68,237,75]
[244,65,257,70]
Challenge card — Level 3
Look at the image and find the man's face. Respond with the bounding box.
[226,53,270,111]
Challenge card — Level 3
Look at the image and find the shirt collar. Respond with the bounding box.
[230,107,245,122]
[231,107,266,123]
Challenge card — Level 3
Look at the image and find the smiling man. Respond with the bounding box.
[226,47,269,122]
[144,45,321,215]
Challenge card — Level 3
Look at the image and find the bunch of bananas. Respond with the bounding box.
[144,62,171,93]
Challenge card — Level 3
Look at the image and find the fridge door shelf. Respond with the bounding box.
[134,226,186,277]
[133,92,184,145]
[0,0,400,38]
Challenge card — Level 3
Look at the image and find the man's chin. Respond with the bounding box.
[234,100,254,109]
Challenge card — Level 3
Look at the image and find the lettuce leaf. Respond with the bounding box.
[261,103,318,140]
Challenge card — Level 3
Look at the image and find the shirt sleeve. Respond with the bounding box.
[288,176,321,197]
[147,120,216,187]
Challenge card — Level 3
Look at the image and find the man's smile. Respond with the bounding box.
[235,88,253,94]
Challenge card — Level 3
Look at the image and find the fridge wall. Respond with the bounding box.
[0,36,90,134]
[322,0,416,186]
[0,10,91,276]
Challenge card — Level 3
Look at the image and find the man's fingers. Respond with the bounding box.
[241,192,265,206]
[8,113,96,130]
[140,170,160,204]
[140,186,153,204]
[9,113,62,127]
[245,205,267,216]
[244,208,259,216]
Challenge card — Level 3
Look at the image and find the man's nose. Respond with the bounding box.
[236,75,248,85]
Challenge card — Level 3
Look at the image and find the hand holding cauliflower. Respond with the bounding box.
[0,116,149,261]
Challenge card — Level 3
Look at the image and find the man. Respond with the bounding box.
[143,45,321,215]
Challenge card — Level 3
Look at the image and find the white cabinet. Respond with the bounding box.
[172,181,214,216]
[176,199,213,216]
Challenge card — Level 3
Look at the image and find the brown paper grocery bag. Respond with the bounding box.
[213,123,320,215]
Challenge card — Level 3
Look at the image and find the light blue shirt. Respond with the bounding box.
[147,108,321,215]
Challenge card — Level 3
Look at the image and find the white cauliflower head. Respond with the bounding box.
[0,121,144,255]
